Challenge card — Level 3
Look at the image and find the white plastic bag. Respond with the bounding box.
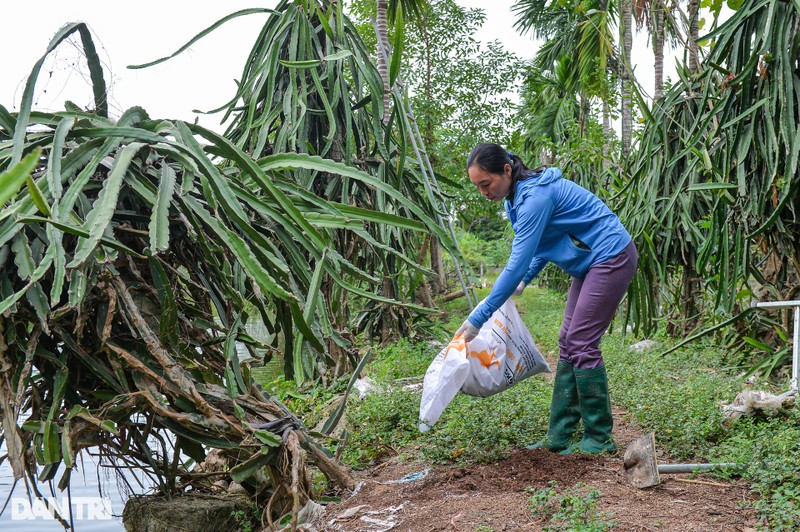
[418,298,550,431]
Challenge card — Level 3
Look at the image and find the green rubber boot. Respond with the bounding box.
[562,365,616,454]
[527,361,581,452]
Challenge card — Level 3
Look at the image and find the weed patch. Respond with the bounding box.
[713,410,800,530]
[528,481,617,531]
[600,322,800,529]
[364,338,436,381]
[342,375,552,467]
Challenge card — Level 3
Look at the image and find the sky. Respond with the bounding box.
[1,1,678,132]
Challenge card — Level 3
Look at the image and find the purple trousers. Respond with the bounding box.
[559,240,638,369]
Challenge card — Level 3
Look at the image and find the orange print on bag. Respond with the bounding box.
[443,336,467,359]
[492,318,509,335]
[468,348,500,369]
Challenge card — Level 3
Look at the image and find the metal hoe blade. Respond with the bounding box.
[623,432,737,489]
[623,432,660,488]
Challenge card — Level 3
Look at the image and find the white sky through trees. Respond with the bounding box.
[2,1,678,132]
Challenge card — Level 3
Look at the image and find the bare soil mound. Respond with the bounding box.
[319,409,757,531]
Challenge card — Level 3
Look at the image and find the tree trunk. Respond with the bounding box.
[416,284,436,308]
[679,264,701,333]
[654,0,665,101]
[430,237,446,293]
[579,92,592,138]
[620,0,633,158]
[416,235,436,307]
[376,0,391,125]
[688,0,700,73]
[422,11,435,147]
[323,279,349,378]
[602,99,611,164]
[416,9,445,295]
[376,1,395,343]
[381,277,394,343]
[441,287,474,302]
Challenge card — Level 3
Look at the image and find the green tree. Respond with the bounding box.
[514,0,621,159]
[351,0,523,267]
[213,0,462,343]
[518,57,613,193]
[376,0,424,124]
[518,57,581,163]
[620,0,633,156]
[687,0,700,71]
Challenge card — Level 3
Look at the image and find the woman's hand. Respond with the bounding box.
[513,281,526,296]
[455,320,480,343]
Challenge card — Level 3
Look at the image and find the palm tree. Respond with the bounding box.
[633,0,683,101]
[687,0,700,72]
[519,57,581,163]
[620,0,633,157]
[376,0,425,124]
[653,0,666,99]
[376,0,392,124]
[514,0,619,157]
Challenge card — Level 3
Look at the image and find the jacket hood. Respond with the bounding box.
[529,166,562,185]
[508,167,562,207]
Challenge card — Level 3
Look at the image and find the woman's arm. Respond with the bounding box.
[523,256,548,285]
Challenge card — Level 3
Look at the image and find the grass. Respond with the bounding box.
[528,481,617,531]
[256,283,800,529]
[604,333,800,530]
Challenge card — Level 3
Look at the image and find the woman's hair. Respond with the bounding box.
[466,142,541,184]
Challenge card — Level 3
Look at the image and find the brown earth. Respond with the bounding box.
[315,407,758,531]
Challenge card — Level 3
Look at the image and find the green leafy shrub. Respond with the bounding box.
[254,376,342,427]
[713,411,800,530]
[605,339,738,458]
[528,481,617,531]
[343,377,553,468]
[367,339,437,381]
[342,388,421,467]
[456,229,511,271]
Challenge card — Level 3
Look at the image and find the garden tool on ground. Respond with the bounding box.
[623,432,737,488]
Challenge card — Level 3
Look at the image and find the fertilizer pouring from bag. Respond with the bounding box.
[419,298,551,432]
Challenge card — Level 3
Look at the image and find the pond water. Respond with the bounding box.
[0,439,155,531]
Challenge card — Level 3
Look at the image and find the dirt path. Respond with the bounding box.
[317,408,757,531]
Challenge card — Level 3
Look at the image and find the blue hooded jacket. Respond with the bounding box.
[467,167,632,328]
